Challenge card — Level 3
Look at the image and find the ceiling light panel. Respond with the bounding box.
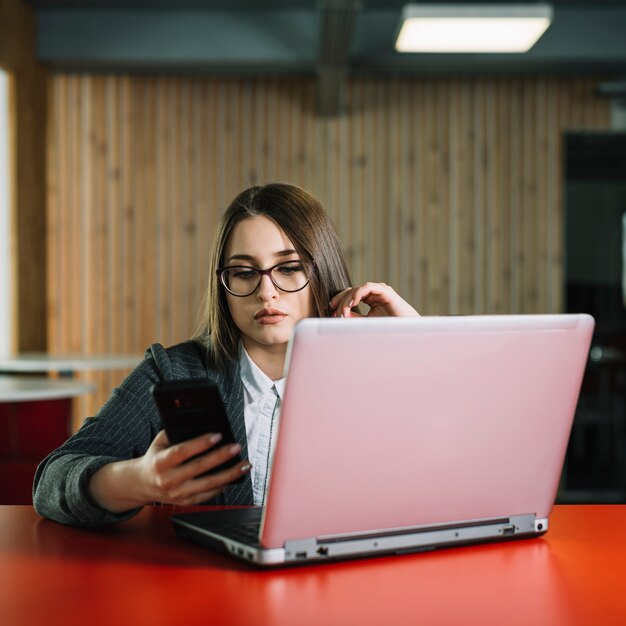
[396,4,554,53]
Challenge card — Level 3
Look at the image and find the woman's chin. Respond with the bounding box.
[248,327,292,348]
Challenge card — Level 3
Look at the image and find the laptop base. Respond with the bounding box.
[171,510,547,567]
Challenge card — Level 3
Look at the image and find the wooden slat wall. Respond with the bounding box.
[0,0,47,352]
[46,75,611,427]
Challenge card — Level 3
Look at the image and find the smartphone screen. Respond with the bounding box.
[151,379,244,481]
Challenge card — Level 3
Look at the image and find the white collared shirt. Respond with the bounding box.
[238,343,285,506]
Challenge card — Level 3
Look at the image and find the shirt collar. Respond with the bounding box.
[238,343,286,400]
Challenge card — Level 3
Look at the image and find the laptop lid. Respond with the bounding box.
[259,314,594,549]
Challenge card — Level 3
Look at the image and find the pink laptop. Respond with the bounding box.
[172,314,594,566]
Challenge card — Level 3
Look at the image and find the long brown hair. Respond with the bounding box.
[194,183,352,366]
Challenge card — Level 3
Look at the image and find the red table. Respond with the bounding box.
[0,505,624,626]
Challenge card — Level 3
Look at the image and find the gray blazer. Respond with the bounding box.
[32,340,254,527]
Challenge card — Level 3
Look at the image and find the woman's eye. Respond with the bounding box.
[233,269,257,280]
[278,264,303,274]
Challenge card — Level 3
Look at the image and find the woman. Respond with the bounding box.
[33,183,419,527]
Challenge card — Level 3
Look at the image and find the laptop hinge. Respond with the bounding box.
[284,537,317,559]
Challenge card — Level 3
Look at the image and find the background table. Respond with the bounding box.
[0,376,95,504]
[0,352,143,375]
[0,353,143,504]
[0,504,624,626]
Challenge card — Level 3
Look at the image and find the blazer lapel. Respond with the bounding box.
[214,359,254,505]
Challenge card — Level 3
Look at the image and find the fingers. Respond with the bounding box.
[329,282,420,318]
[157,431,224,469]
[156,455,252,506]
[328,287,352,314]
[175,460,252,505]
[165,439,242,484]
[148,431,252,505]
[330,282,393,317]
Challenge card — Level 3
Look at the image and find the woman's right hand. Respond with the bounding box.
[89,430,251,513]
[136,430,251,505]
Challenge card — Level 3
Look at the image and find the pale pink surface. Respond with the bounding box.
[260,315,594,548]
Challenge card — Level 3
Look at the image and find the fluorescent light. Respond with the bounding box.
[396,4,553,53]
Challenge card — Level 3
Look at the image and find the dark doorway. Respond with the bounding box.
[560,131,626,503]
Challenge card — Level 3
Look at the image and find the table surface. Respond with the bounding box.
[0,352,143,372]
[0,505,625,626]
[0,375,95,401]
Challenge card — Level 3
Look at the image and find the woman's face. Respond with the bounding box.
[222,215,313,357]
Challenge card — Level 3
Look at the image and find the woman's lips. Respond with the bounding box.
[254,309,287,325]
[255,313,287,325]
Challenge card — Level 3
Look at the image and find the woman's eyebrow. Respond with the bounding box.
[226,249,299,263]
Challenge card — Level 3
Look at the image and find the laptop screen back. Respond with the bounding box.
[260,315,594,548]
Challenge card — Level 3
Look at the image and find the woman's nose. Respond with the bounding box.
[256,273,278,300]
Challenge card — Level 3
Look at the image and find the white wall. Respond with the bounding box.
[0,70,12,355]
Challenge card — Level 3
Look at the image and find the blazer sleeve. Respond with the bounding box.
[32,342,207,527]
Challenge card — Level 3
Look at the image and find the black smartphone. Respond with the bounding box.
[151,378,244,481]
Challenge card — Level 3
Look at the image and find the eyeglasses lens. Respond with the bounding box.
[221,262,310,296]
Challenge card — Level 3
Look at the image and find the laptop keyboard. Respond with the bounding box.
[219,520,262,544]
[172,507,264,547]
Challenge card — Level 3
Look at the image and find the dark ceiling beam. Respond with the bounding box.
[34,5,626,76]
[316,0,360,116]
[36,8,319,69]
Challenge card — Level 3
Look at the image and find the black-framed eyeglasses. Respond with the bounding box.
[216,260,314,297]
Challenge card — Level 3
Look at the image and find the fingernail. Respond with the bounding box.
[348,300,354,308]
[240,463,252,473]
[209,433,222,444]
[229,443,242,454]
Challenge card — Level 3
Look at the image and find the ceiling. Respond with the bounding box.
[28,0,626,113]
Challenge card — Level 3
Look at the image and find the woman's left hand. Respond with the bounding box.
[329,282,420,318]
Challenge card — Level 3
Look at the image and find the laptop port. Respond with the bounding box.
[295,551,307,559]
[502,525,516,536]
[316,546,329,557]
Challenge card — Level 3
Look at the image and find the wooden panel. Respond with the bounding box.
[0,0,47,352]
[46,75,611,425]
